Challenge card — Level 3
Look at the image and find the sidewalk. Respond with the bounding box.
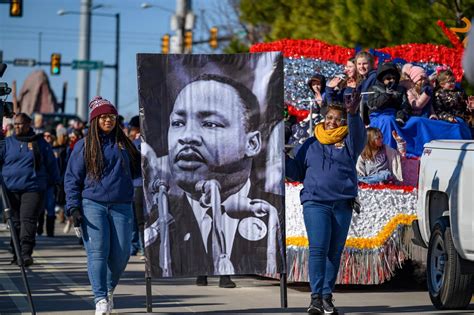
[0,221,472,314]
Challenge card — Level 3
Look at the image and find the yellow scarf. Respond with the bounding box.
[314,123,348,145]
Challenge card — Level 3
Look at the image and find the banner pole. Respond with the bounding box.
[280,273,288,308]
[146,276,152,312]
[280,200,288,308]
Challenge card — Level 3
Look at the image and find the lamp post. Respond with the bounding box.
[58,5,120,120]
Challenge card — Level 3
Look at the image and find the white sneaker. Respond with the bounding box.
[63,220,72,234]
[95,298,109,315]
[107,290,114,312]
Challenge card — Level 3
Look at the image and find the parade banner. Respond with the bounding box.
[137,53,285,278]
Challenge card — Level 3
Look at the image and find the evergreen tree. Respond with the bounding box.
[238,0,474,48]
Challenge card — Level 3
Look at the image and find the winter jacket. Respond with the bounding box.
[0,129,60,192]
[356,145,403,183]
[285,113,367,203]
[64,133,140,214]
[407,84,435,117]
[325,85,356,104]
[367,63,411,123]
[357,69,378,124]
[433,88,468,122]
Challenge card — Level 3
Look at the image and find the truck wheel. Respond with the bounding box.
[427,219,473,309]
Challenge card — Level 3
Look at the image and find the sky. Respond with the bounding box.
[0,0,237,120]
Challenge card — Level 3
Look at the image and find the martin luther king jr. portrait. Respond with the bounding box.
[137,53,285,278]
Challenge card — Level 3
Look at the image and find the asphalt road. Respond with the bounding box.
[0,222,473,315]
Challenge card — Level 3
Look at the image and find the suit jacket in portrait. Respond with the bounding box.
[145,185,284,277]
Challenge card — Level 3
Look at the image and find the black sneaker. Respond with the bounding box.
[322,294,338,314]
[307,295,324,314]
[218,275,236,288]
[23,256,34,267]
[10,257,18,265]
[196,276,208,286]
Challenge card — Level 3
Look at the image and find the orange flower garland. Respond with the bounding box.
[286,213,418,249]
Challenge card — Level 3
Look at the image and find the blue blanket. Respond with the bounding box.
[369,109,472,157]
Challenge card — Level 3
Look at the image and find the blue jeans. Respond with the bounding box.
[130,208,143,255]
[81,199,133,303]
[45,186,56,217]
[358,169,392,184]
[303,199,353,297]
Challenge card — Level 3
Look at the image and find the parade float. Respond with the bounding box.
[251,20,468,284]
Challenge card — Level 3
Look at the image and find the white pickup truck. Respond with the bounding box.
[411,140,474,310]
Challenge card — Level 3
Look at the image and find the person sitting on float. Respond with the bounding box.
[368,63,472,156]
[325,57,359,103]
[433,68,471,125]
[357,128,405,185]
[355,51,378,124]
[307,74,327,111]
[367,62,410,127]
[405,66,438,119]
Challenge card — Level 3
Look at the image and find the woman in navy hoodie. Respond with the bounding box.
[64,96,140,315]
[1,113,60,266]
[286,96,366,315]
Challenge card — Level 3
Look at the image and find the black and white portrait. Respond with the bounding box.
[137,53,285,278]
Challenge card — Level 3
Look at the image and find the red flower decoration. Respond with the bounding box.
[250,38,465,82]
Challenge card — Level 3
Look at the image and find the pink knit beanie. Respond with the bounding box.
[88,96,118,122]
[401,63,413,77]
[408,66,426,83]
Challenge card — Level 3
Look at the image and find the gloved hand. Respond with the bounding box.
[421,84,433,97]
[344,90,361,115]
[70,208,83,238]
[385,87,400,97]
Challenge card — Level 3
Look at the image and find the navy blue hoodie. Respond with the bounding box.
[285,113,366,203]
[64,133,139,214]
[1,130,60,192]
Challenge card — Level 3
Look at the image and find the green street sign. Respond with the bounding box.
[72,60,104,70]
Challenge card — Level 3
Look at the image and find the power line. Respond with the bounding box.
[1,34,160,45]
[0,24,165,38]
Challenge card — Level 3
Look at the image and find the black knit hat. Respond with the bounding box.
[129,115,140,129]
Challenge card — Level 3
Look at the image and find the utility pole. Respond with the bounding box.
[76,0,92,121]
[171,0,193,53]
[114,13,120,111]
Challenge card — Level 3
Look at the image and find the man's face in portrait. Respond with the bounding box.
[168,79,261,197]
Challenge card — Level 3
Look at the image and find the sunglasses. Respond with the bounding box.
[99,114,117,121]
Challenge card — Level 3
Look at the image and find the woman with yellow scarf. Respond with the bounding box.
[286,96,366,315]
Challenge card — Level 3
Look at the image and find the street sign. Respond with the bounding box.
[13,58,36,67]
[72,60,104,70]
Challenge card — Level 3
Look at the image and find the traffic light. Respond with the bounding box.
[161,34,170,54]
[9,0,23,17]
[184,31,193,52]
[209,27,218,49]
[50,53,61,75]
